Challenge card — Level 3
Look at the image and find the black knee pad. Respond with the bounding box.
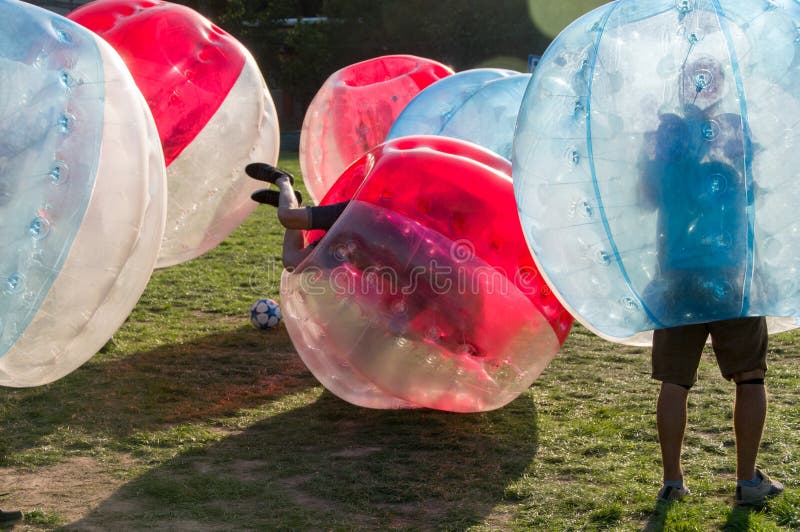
[736,378,764,386]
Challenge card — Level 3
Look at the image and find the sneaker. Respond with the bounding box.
[657,484,690,502]
[0,509,22,524]
[736,468,784,507]
[250,188,302,206]
[245,163,294,185]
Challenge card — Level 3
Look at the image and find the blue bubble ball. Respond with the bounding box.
[513,0,800,344]
[0,0,166,386]
[386,68,530,160]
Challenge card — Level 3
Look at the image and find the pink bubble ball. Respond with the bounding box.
[299,55,453,204]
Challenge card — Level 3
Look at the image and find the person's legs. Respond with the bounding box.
[651,324,707,499]
[274,175,310,230]
[658,382,690,483]
[731,368,766,481]
[308,201,350,230]
[247,162,350,268]
[273,175,312,269]
[732,367,783,506]
[708,317,782,504]
[708,317,769,482]
[252,178,349,232]
[281,230,308,270]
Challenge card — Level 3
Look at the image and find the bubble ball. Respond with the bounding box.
[386,68,531,161]
[513,0,800,345]
[281,135,573,412]
[250,298,281,330]
[299,55,453,204]
[0,0,167,386]
[69,0,280,268]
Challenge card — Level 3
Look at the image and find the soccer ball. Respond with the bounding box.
[250,298,281,330]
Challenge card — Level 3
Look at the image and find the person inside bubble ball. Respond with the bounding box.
[636,57,783,506]
[247,162,489,358]
[246,162,350,270]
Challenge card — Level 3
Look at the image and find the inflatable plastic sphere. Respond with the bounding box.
[387,68,531,161]
[69,0,280,268]
[299,55,453,204]
[281,136,573,412]
[0,0,166,387]
[513,0,800,345]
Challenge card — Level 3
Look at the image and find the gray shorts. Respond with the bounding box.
[651,317,767,386]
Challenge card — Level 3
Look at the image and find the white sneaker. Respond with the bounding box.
[736,468,784,506]
[657,484,690,502]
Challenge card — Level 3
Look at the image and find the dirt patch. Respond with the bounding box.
[278,474,338,514]
[0,456,137,528]
[223,459,270,482]
[329,446,382,458]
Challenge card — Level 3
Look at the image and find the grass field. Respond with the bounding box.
[0,154,798,531]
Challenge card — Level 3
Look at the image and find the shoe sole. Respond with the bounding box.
[0,511,22,523]
[736,488,784,507]
[251,189,302,206]
[245,163,294,185]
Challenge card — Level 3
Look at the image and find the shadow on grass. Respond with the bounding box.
[68,390,540,529]
[724,505,756,530]
[643,499,671,531]
[0,325,314,462]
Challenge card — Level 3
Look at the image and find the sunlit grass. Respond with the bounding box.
[0,153,797,530]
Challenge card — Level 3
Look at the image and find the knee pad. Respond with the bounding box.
[736,378,765,386]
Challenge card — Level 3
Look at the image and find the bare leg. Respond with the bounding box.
[274,176,312,270]
[275,176,310,230]
[732,369,767,481]
[657,382,689,482]
[282,230,309,270]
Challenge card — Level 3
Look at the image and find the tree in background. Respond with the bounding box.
[220,0,326,97]
[207,0,550,127]
[326,0,548,70]
[167,0,568,128]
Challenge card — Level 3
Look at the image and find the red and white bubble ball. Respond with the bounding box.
[69,0,280,267]
[282,136,573,412]
[299,55,453,204]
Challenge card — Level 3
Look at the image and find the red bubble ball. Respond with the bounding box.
[69,0,281,267]
[282,136,573,412]
[299,55,453,203]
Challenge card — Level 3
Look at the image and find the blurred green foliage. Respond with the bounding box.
[185,0,558,124]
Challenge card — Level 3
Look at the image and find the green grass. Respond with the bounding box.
[0,154,798,530]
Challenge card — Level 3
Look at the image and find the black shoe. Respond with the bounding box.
[245,163,294,185]
[0,510,22,524]
[251,188,302,206]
